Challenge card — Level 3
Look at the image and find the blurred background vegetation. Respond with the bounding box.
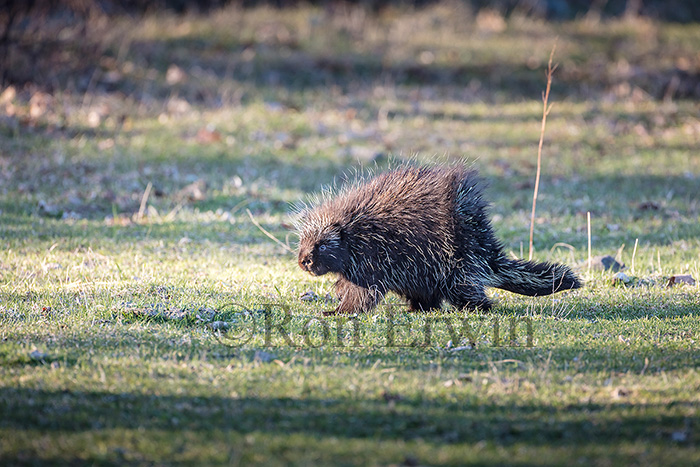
[2,0,700,91]
[1,0,698,231]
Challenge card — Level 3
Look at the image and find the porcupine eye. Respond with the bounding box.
[314,242,339,274]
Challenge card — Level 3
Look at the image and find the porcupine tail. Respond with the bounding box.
[492,258,582,297]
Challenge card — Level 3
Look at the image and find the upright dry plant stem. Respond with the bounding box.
[529,45,558,261]
[137,182,152,221]
[587,211,592,275]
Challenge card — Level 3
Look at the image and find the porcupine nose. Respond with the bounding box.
[300,257,312,270]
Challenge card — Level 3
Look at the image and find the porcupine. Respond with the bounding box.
[296,165,582,315]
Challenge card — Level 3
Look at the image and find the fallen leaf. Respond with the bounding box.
[166,64,187,85]
[381,391,403,402]
[104,214,132,227]
[29,91,52,120]
[0,86,16,104]
[176,180,207,202]
[582,255,624,272]
[667,275,696,287]
[476,9,506,33]
[98,139,115,150]
[196,126,222,144]
[637,201,661,211]
[167,97,190,114]
[87,110,101,128]
[611,387,632,398]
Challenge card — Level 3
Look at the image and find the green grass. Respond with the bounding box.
[1,3,699,466]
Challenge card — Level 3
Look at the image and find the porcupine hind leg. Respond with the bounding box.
[327,277,384,316]
[446,282,492,312]
[407,294,442,312]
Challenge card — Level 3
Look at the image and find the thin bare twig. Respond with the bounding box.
[529,45,558,261]
[246,209,295,255]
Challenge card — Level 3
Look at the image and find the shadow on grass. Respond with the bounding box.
[0,386,693,449]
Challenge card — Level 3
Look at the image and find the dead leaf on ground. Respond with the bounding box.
[98,138,115,150]
[1,86,16,105]
[196,126,222,144]
[582,255,625,272]
[637,201,661,211]
[166,64,187,85]
[104,214,132,227]
[166,97,190,114]
[612,387,633,398]
[476,9,506,33]
[381,391,403,402]
[176,180,207,202]
[29,91,52,120]
[667,274,696,287]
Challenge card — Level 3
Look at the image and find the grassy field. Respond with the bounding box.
[1,4,699,465]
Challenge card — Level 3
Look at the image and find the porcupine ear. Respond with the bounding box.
[331,222,346,245]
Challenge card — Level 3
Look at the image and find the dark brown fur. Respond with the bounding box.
[297,165,581,315]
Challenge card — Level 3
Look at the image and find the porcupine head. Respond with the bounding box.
[297,218,350,277]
